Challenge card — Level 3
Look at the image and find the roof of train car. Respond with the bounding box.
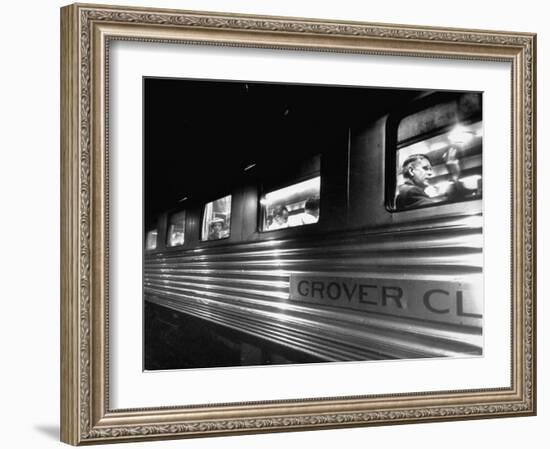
[144,78,425,226]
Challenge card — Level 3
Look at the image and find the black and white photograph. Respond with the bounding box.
[39,0,539,446]
[143,79,484,370]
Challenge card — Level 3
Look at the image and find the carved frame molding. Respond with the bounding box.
[61,3,536,445]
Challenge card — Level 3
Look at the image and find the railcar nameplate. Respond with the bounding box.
[289,275,482,327]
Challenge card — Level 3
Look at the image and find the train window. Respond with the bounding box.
[201,195,232,241]
[145,229,158,250]
[166,211,186,247]
[260,177,320,231]
[392,93,483,211]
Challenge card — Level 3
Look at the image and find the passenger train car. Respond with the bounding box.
[143,80,483,369]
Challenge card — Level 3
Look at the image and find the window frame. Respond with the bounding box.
[385,91,483,213]
[258,174,321,234]
[165,209,187,248]
[200,194,233,243]
[144,228,158,251]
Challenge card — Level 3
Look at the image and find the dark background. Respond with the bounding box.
[144,78,423,227]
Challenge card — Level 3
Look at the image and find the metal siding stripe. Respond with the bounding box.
[144,223,483,360]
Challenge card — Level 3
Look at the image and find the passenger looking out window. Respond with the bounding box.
[395,124,482,210]
[396,151,471,209]
[393,93,482,211]
[201,195,231,241]
[208,217,229,240]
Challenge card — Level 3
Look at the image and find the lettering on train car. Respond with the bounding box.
[289,275,482,326]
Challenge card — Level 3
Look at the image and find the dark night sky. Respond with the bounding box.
[144,78,423,226]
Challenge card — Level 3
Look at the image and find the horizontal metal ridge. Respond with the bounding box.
[145,285,480,342]
[144,220,483,361]
[145,293,481,361]
[151,222,482,259]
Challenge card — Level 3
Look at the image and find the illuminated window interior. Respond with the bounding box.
[201,195,232,241]
[394,93,482,211]
[260,177,320,231]
[145,229,158,250]
[166,211,186,247]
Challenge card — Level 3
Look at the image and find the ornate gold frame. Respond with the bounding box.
[60,3,536,445]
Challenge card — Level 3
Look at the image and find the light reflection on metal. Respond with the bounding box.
[144,212,483,361]
[458,215,483,229]
[244,163,256,171]
[271,248,283,268]
[177,196,189,202]
[274,301,294,311]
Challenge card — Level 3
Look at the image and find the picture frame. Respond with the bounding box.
[60,2,536,445]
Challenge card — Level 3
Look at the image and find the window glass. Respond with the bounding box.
[260,177,320,231]
[393,94,482,211]
[201,195,232,241]
[145,229,158,250]
[166,211,186,247]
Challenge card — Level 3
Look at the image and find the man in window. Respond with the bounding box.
[396,153,465,210]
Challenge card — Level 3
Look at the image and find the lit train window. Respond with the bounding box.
[393,93,483,211]
[145,229,158,250]
[201,195,232,241]
[166,211,186,247]
[260,177,320,232]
